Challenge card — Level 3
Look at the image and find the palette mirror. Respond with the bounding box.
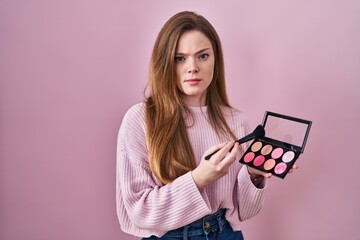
[262,112,312,153]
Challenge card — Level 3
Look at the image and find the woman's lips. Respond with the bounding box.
[185,78,202,84]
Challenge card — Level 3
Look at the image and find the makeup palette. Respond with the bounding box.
[239,111,312,179]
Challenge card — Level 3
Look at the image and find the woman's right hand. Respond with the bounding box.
[191,141,241,191]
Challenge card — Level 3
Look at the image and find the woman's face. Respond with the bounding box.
[175,30,215,107]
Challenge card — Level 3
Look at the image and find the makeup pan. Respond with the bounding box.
[239,111,312,179]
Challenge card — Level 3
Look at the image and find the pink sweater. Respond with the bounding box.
[116,103,267,237]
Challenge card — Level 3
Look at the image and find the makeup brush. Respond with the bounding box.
[205,125,265,160]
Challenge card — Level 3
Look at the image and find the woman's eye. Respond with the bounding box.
[175,56,185,62]
[199,53,209,60]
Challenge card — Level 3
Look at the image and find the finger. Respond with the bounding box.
[264,172,272,178]
[288,164,299,173]
[220,142,240,166]
[248,166,272,178]
[257,170,272,178]
[210,141,235,164]
[230,142,241,154]
[203,141,228,156]
[231,141,243,159]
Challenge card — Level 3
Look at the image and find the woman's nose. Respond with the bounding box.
[187,58,199,73]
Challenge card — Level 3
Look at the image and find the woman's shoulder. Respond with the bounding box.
[123,102,146,120]
[119,102,146,136]
[117,102,149,164]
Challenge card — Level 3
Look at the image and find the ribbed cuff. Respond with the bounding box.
[237,166,267,221]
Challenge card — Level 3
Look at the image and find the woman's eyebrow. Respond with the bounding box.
[176,48,211,56]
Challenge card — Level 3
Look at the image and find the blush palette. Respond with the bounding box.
[239,111,312,179]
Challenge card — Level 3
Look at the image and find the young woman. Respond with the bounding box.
[116,11,296,240]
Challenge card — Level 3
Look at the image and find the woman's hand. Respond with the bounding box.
[191,141,241,191]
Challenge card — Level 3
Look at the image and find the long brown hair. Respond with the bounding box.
[145,11,237,184]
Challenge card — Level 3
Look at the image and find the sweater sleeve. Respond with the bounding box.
[116,104,211,234]
[237,166,267,221]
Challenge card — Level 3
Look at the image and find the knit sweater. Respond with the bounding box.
[116,102,267,237]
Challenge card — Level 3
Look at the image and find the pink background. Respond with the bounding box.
[1,1,359,239]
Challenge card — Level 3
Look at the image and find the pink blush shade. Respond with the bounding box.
[253,155,265,167]
[271,148,284,159]
[244,152,255,163]
[274,162,287,174]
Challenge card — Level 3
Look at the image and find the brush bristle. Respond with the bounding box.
[254,125,265,139]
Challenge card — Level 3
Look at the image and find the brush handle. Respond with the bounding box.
[204,149,219,160]
[204,144,235,160]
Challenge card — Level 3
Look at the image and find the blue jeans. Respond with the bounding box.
[142,209,244,240]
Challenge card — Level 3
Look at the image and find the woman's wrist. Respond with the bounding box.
[191,168,206,191]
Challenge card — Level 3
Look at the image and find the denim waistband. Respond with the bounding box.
[162,209,227,238]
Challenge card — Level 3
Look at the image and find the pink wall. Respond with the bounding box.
[1,1,359,239]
